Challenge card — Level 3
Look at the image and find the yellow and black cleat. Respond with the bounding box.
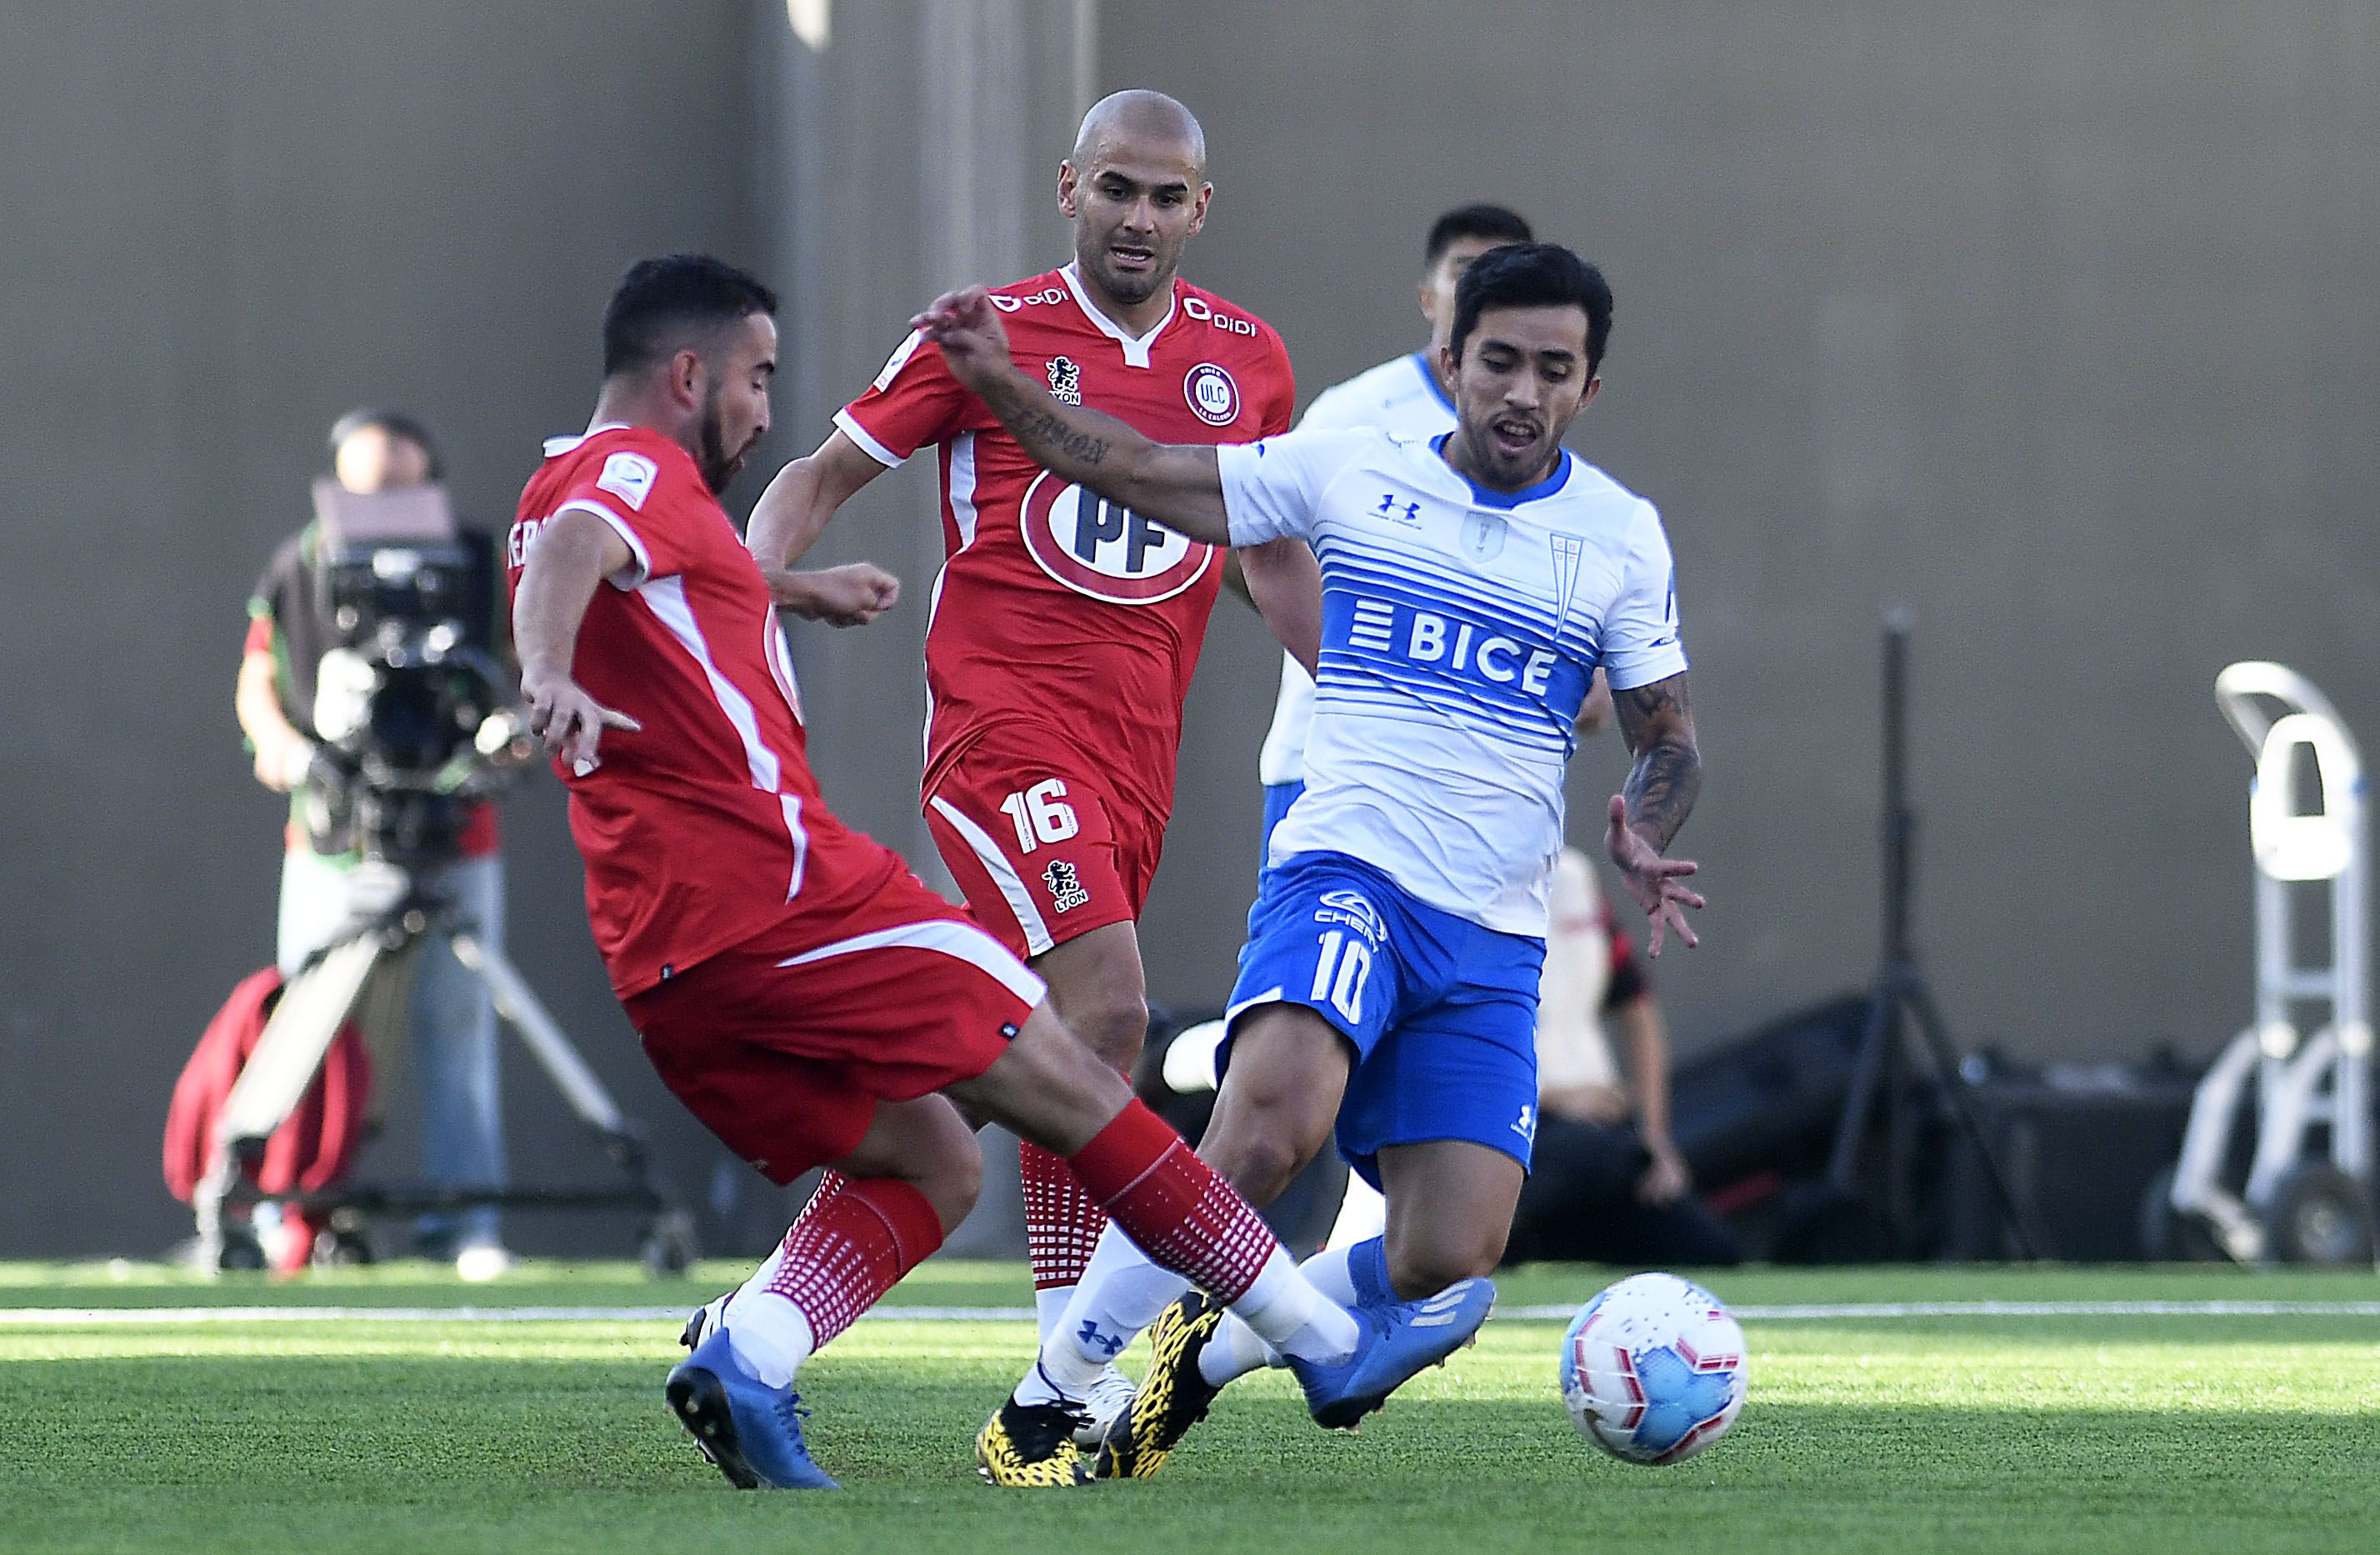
[975,1397,1094,1488]
[1094,1292,1225,1480]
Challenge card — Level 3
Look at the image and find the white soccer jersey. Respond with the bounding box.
[1220,427,1687,937]
[1258,355,1460,786]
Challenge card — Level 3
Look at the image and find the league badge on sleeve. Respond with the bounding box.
[597,451,658,511]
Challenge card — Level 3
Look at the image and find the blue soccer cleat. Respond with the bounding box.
[665,1328,840,1490]
[1287,1277,1496,1431]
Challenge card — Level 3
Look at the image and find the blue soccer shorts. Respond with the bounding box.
[1222,849,1547,1189]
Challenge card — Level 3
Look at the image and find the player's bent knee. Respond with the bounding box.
[1201,1126,1310,1207]
[1032,923,1151,1071]
[1066,988,1149,1070]
[915,1133,983,1232]
[837,1100,984,1232]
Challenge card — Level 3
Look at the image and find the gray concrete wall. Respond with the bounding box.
[1101,0,2380,1070]
[2,1,2374,1257]
[0,0,769,1258]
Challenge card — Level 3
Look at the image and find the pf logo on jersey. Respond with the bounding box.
[1184,362,1240,427]
[1018,469,1215,605]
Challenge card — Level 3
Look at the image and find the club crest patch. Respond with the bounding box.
[1184,362,1240,427]
[1042,859,1092,912]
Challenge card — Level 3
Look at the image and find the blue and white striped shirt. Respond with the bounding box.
[1219,427,1686,936]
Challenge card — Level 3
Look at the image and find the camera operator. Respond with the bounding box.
[234,409,513,1279]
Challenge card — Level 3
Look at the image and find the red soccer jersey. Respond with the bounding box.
[508,425,912,998]
[836,262,1295,817]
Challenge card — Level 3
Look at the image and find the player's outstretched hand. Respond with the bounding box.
[1603,792,1705,956]
[910,287,1010,387]
[770,562,901,628]
[521,665,641,775]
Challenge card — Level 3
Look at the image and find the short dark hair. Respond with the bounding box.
[602,254,779,378]
[1448,242,1614,376]
[1423,203,1533,268]
[328,408,442,478]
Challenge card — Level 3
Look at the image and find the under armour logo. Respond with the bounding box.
[1077,1319,1127,1358]
[1373,492,1422,524]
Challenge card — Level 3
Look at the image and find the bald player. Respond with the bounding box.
[719,90,1318,1456]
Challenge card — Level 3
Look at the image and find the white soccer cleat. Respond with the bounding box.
[1080,1362,1142,1448]
[1075,1364,1137,1448]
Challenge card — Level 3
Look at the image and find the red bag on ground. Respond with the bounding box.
[162,968,373,1270]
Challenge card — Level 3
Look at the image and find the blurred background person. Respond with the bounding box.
[233,409,514,1278]
[1252,202,1537,853]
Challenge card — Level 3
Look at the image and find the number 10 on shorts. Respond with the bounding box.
[998,779,1081,854]
[1312,929,1372,1024]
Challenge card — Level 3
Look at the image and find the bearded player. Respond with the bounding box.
[908,242,1705,1477]
[726,89,1318,1439]
[508,254,1488,1491]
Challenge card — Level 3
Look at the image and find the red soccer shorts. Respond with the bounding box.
[922,722,1164,962]
[623,882,1046,1186]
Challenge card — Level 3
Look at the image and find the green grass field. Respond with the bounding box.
[4,1261,2377,1554]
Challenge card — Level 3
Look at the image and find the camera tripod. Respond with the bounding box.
[1822,609,2041,1258]
[192,859,694,1272]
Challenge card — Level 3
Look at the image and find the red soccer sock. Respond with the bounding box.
[758,1176,944,1354]
[1063,1099,1280,1304]
[793,1168,850,1227]
[1019,1139,1108,1294]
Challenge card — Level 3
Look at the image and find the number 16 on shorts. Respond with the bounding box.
[998,778,1079,853]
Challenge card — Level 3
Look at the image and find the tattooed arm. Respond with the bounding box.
[909,286,1233,542]
[1612,673,1702,849]
[1603,672,1707,953]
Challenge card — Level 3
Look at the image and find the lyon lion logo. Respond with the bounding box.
[1047,355,1082,405]
[1042,859,1091,912]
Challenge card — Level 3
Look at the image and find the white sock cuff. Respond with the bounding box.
[723,1292,814,1389]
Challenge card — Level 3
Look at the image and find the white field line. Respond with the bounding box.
[1,1299,2378,1328]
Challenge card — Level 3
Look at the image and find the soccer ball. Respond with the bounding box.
[1559,1272,1747,1465]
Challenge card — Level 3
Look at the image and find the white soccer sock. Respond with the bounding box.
[730,1243,788,1316]
[722,1292,814,1389]
[1324,1173,1389,1250]
[1198,1313,1279,1387]
[717,1245,807,1387]
[1032,1223,1194,1396]
[1228,1248,1360,1366]
[1198,1243,1358,1387]
[1035,1285,1073,1348]
[1298,1242,1363,1305]
[1010,1361,1081,1410]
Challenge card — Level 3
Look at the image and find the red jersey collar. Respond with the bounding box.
[1058,261,1176,370]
